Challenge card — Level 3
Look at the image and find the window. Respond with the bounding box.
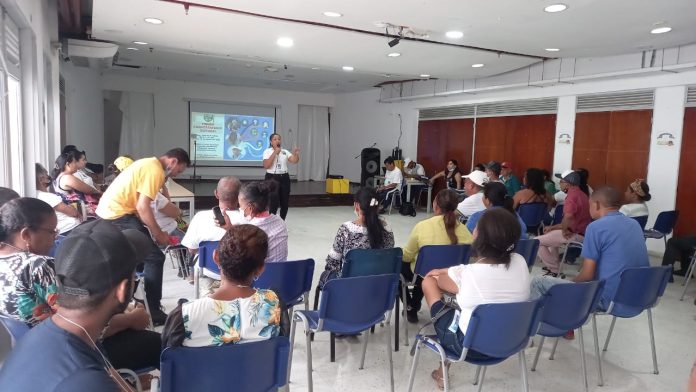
[0,11,22,193]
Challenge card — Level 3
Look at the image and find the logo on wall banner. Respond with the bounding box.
[656,132,676,146]
[557,133,572,144]
[204,113,215,123]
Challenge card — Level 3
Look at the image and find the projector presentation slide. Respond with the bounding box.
[190,112,275,163]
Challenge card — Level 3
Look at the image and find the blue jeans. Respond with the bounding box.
[530,275,570,300]
[108,214,165,308]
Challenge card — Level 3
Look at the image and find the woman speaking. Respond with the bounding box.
[263,133,300,220]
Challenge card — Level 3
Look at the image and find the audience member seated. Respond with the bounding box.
[485,160,503,183]
[421,208,530,389]
[162,225,281,348]
[319,187,395,286]
[531,186,649,312]
[661,235,696,281]
[513,167,554,210]
[62,145,104,184]
[500,161,521,196]
[103,155,134,188]
[619,179,651,218]
[467,182,527,239]
[456,170,489,218]
[402,158,427,203]
[429,159,463,191]
[542,169,557,196]
[35,163,81,235]
[535,170,592,277]
[376,156,403,212]
[576,167,593,196]
[0,219,159,390]
[52,150,102,216]
[0,187,19,207]
[151,192,185,239]
[402,189,473,323]
[473,163,486,172]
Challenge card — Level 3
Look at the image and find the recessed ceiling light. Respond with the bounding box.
[544,4,568,13]
[132,41,148,45]
[545,48,560,52]
[323,11,342,17]
[382,74,392,78]
[472,63,484,68]
[650,26,672,34]
[342,66,354,71]
[311,67,321,70]
[387,52,401,57]
[420,74,431,78]
[126,47,139,51]
[445,31,464,39]
[276,37,294,48]
[144,17,163,25]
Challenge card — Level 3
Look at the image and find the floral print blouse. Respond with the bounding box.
[0,252,58,326]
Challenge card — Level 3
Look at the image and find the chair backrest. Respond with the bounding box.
[631,215,649,230]
[652,210,679,235]
[48,235,67,258]
[198,241,221,275]
[160,336,289,392]
[0,313,29,345]
[253,259,315,308]
[318,274,399,333]
[514,239,540,270]
[341,247,402,278]
[539,280,605,331]
[413,245,471,277]
[517,202,548,228]
[462,299,543,359]
[608,266,672,317]
[551,204,564,225]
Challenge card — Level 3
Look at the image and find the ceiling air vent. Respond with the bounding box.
[419,98,557,120]
[686,86,696,107]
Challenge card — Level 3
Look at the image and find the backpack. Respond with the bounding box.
[399,201,416,217]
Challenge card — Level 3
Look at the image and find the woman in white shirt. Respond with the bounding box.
[34,163,80,235]
[620,179,650,218]
[52,151,101,216]
[421,208,530,389]
[262,133,300,220]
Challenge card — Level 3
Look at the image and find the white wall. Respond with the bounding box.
[100,73,335,179]
[61,62,105,164]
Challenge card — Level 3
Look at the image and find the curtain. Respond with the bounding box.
[119,92,155,158]
[296,105,330,181]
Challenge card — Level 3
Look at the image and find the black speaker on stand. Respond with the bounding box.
[360,148,380,188]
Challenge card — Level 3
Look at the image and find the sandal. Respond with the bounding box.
[430,363,450,391]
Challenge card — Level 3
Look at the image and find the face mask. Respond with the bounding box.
[165,165,173,178]
[354,208,360,218]
[239,206,253,221]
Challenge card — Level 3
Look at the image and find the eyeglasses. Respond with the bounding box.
[31,226,60,237]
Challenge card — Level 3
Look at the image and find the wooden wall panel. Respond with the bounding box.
[675,107,696,236]
[573,110,651,191]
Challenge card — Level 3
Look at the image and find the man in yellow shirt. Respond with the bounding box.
[96,148,190,325]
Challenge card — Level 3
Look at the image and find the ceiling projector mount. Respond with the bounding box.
[378,22,430,48]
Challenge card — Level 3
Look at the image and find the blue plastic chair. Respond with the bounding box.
[290,274,399,392]
[193,241,220,299]
[551,204,564,225]
[0,313,29,347]
[402,245,471,347]
[593,266,672,379]
[408,299,544,392]
[517,202,549,236]
[159,336,290,392]
[643,210,679,249]
[48,235,67,258]
[631,215,649,230]
[253,259,315,310]
[514,239,540,271]
[530,281,606,391]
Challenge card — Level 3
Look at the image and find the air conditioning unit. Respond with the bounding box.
[66,39,118,69]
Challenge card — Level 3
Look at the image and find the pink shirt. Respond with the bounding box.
[564,187,592,235]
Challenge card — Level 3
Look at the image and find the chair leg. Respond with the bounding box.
[313,287,320,310]
[602,316,617,352]
[288,316,298,384]
[647,309,659,375]
[531,336,545,371]
[193,266,200,300]
[680,257,696,300]
[407,339,422,392]
[303,294,309,311]
[394,297,400,351]
[578,327,588,392]
[305,329,314,392]
[386,321,394,392]
[549,337,559,360]
[592,314,604,386]
[359,328,370,370]
[476,366,487,392]
[401,282,409,347]
[330,333,336,362]
[519,350,530,392]
[473,366,481,385]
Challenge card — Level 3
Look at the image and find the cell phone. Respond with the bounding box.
[212,206,226,223]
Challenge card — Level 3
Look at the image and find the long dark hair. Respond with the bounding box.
[483,182,515,214]
[240,180,277,214]
[356,187,387,249]
[472,208,521,268]
[524,168,546,196]
[446,159,461,178]
[0,197,55,243]
[435,189,460,244]
[577,168,590,196]
[51,151,79,181]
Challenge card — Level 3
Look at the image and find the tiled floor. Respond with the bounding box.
[160,206,696,391]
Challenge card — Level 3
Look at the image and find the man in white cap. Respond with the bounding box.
[403,158,425,179]
[456,170,489,218]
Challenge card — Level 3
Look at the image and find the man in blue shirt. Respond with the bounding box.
[0,220,149,392]
[530,186,649,314]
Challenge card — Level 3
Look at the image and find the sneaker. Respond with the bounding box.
[150,306,168,327]
[563,330,575,340]
[542,270,558,277]
[407,309,419,324]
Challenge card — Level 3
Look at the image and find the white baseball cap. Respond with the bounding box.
[404,158,412,166]
[463,170,489,187]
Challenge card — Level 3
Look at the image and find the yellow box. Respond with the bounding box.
[326,178,350,194]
